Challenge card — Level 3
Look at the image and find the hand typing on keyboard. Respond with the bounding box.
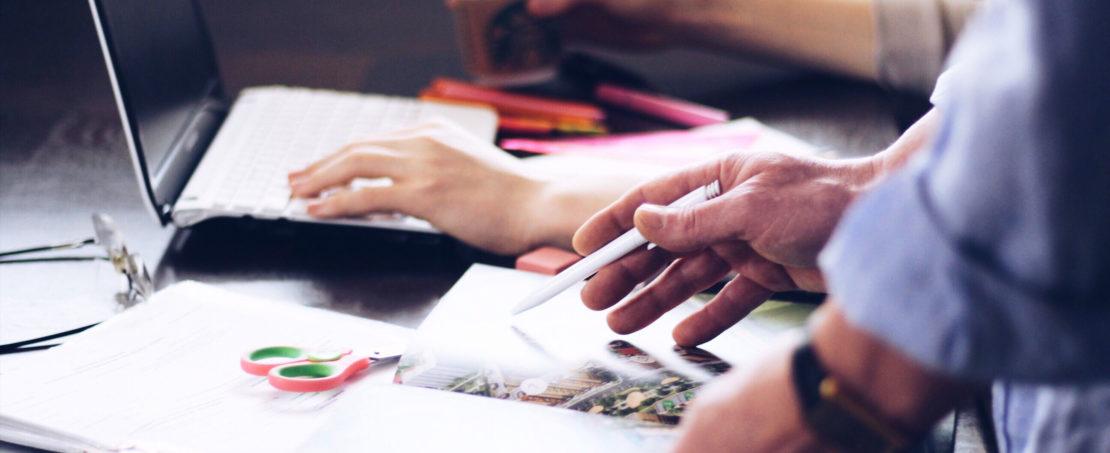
[289,120,613,255]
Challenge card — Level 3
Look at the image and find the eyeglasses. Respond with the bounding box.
[0,214,153,354]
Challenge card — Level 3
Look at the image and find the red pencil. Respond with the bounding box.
[427,78,606,122]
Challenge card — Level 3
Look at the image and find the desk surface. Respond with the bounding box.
[0,1,927,451]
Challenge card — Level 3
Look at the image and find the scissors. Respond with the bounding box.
[240,344,404,392]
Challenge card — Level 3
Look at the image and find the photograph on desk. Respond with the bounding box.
[395,264,813,427]
[399,339,729,425]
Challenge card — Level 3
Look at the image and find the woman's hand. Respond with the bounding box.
[287,121,546,255]
[572,150,880,345]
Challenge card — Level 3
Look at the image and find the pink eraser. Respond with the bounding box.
[595,83,729,127]
[516,247,582,275]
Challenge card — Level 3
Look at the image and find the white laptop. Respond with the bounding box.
[88,0,497,233]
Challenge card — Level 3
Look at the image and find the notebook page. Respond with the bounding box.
[0,281,412,452]
[300,384,677,452]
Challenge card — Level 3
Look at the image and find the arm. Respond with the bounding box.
[529,0,981,87]
[670,0,879,81]
[671,0,1110,450]
[287,120,641,255]
[530,0,878,79]
[867,107,941,178]
[529,174,645,250]
[673,300,970,452]
[820,0,1110,382]
[568,108,939,345]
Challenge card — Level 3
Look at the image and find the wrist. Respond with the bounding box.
[517,177,562,251]
[821,157,884,203]
[667,0,749,48]
[809,302,969,434]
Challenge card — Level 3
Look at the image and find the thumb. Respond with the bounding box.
[527,0,578,16]
[633,195,750,253]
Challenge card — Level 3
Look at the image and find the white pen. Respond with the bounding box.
[510,180,723,315]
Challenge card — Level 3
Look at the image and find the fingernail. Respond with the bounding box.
[635,204,666,230]
[307,201,326,216]
[289,179,306,193]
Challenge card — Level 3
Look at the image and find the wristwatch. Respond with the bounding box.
[791,341,913,452]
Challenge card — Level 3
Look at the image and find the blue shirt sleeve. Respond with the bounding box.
[818,0,1110,383]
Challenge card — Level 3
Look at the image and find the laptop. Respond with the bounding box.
[87,0,498,233]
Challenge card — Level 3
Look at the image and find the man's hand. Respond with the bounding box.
[572,151,879,345]
[288,120,546,255]
[673,301,969,452]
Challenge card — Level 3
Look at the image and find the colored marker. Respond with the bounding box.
[594,83,729,127]
[427,78,606,122]
[498,116,608,135]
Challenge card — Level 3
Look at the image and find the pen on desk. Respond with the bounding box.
[510,180,723,315]
[594,83,729,128]
[426,78,606,122]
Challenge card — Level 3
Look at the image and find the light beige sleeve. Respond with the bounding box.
[873,0,982,94]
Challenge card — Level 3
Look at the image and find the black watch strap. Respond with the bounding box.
[792,341,911,452]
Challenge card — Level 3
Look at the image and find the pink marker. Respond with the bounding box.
[595,83,729,127]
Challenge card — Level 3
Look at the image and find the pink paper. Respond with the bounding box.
[500,128,760,166]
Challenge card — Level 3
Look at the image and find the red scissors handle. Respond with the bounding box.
[242,344,404,392]
[267,356,372,392]
[240,346,353,376]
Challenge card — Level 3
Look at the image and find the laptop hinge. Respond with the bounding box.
[151,96,228,223]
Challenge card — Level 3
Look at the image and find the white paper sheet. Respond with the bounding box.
[0,281,412,452]
[299,384,677,453]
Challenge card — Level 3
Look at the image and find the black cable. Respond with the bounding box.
[0,238,96,258]
[0,322,99,354]
[0,256,106,265]
[0,344,59,354]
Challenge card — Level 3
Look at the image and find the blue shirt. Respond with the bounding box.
[818,0,1110,451]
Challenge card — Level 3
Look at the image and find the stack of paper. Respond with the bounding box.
[299,384,677,453]
[0,282,412,452]
[515,117,822,181]
[503,118,818,166]
[0,266,813,452]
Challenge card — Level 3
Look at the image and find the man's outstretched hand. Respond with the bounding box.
[572,151,878,345]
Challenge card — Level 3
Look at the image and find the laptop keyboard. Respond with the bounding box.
[178,86,428,220]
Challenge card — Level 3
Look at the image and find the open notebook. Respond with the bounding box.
[0,282,413,452]
[0,266,813,452]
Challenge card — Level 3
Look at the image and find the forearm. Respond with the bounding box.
[847,107,941,186]
[876,108,941,173]
[671,0,878,80]
[809,300,970,436]
[526,174,642,250]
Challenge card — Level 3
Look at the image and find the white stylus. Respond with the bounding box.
[510,180,723,315]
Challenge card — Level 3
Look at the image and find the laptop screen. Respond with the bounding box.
[91,0,223,216]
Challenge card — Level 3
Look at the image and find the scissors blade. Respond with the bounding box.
[366,344,407,361]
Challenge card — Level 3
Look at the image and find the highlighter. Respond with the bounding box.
[594,83,729,128]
